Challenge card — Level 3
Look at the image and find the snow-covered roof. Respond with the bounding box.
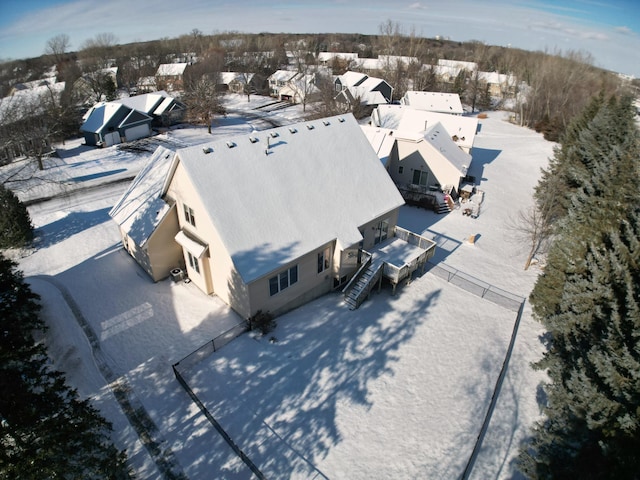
[339,71,368,87]
[401,91,464,115]
[355,58,381,70]
[437,59,478,71]
[477,71,515,85]
[360,125,396,168]
[318,52,359,62]
[378,55,418,66]
[80,102,126,133]
[0,82,65,121]
[419,122,472,175]
[372,104,478,151]
[109,146,175,246]
[338,87,388,106]
[153,96,181,115]
[156,63,188,76]
[113,91,168,115]
[80,101,153,133]
[268,69,298,82]
[169,114,404,284]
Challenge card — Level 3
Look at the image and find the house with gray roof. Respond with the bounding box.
[80,101,153,147]
[113,91,186,127]
[334,71,393,114]
[111,114,435,317]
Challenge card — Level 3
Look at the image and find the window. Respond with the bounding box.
[317,247,331,273]
[398,165,404,174]
[269,265,298,296]
[183,204,196,227]
[412,169,429,186]
[374,218,389,245]
[187,252,200,274]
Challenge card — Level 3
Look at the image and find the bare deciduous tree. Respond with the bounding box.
[508,200,555,270]
[44,34,71,65]
[183,77,225,134]
[80,32,119,68]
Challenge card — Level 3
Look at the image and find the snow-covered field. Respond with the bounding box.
[8,95,554,479]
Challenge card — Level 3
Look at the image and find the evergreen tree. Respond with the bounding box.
[534,93,637,225]
[0,184,33,248]
[0,254,130,479]
[520,96,640,479]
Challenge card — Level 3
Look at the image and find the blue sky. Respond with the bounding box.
[1,0,639,77]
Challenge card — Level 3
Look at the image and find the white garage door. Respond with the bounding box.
[124,124,150,142]
[103,131,120,147]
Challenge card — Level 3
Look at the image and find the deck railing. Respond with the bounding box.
[341,250,372,294]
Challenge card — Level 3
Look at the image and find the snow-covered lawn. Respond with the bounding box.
[9,96,554,479]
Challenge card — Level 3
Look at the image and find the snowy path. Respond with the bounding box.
[29,275,188,480]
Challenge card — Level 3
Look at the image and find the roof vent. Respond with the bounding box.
[322,120,330,126]
[338,117,345,123]
[226,141,236,148]
[270,132,279,138]
[203,147,213,154]
[249,136,259,143]
[306,124,315,130]
[289,127,297,134]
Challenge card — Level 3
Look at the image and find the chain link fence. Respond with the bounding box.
[426,261,525,312]
[173,321,248,372]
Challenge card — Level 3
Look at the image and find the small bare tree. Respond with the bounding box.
[508,200,555,270]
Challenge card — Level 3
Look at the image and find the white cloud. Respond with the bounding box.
[614,26,635,36]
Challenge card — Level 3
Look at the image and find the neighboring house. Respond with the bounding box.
[353,55,418,72]
[277,72,320,104]
[476,71,518,98]
[334,71,393,114]
[113,114,435,317]
[335,72,393,102]
[0,81,66,164]
[317,52,359,66]
[267,69,298,98]
[334,71,368,91]
[437,59,478,72]
[8,77,56,96]
[377,55,419,70]
[371,104,478,154]
[80,101,153,147]
[400,91,464,115]
[218,72,259,94]
[155,63,189,91]
[354,57,382,71]
[113,91,186,127]
[74,67,118,103]
[362,121,472,203]
[137,76,157,93]
[109,146,182,281]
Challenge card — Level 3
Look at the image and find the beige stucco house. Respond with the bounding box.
[109,146,183,281]
[111,114,435,317]
[371,104,478,154]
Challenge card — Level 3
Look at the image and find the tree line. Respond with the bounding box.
[518,93,640,478]
[1,25,634,145]
[0,254,131,478]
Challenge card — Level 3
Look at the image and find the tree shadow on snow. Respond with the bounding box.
[35,207,113,248]
[179,252,446,478]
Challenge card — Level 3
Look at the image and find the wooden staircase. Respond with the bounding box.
[342,259,384,310]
